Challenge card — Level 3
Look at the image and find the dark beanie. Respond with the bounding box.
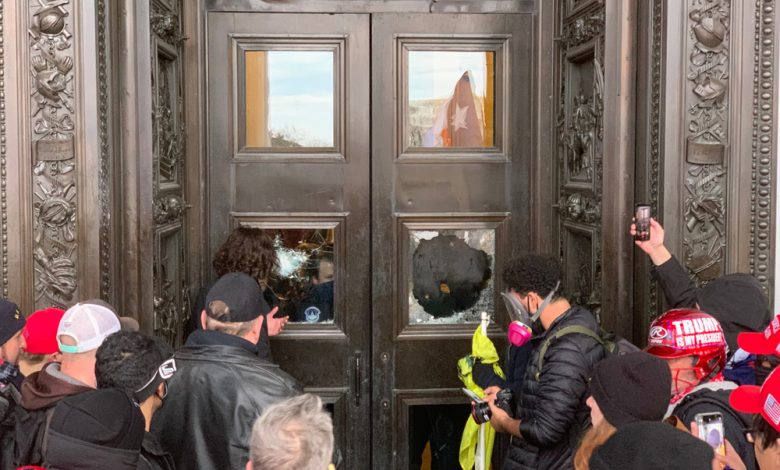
[0,299,25,346]
[589,352,671,428]
[698,273,770,353]
[48,388,145,450]
[589,421,713,470]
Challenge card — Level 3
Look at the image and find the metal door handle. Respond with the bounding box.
[354,351,362,407]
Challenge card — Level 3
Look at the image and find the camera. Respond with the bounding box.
[471,388,515,425]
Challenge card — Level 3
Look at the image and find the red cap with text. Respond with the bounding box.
[731,366,780,432]
[738,316,780,355]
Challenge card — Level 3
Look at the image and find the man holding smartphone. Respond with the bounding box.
[485,254,606,470]
[645,308,757,469]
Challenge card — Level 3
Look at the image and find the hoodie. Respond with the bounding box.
[9,363,92,468]
[21,363,92,411]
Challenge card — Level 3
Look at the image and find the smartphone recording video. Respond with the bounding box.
[696,412,726,456]
[634,204,651,241]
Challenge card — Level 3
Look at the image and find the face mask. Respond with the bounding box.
[501,281,560,347]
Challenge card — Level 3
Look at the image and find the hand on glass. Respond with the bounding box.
[266,307,289,336]
[629,218,672,266]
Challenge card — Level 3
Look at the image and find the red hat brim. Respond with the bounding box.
[738,331,777,355]
[729,385,762,414]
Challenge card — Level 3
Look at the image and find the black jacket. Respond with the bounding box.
[44,430,140,470]
[670,383,757,470]
[651,255,698,310]
[504,305,606,470]
[651,256,770,354]
[138,432,175,470]
[150,330,301,470]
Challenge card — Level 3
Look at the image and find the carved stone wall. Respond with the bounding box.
[28,0,79,308]
[554,0,606,319]
[97,0,112,301]
[151,0,188,346]
[660,0,778,305]
[682,0,730,285]
[0,0,7,298]
[750,0,775,292]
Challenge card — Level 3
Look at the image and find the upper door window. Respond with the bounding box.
[407,51,495,149]
[244,50,335,148]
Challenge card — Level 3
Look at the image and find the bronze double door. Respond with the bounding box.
[207,11,532,468]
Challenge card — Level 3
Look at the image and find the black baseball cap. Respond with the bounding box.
[0,299,25,346]
[205,272,271,322]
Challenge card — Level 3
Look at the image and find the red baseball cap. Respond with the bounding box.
[730,367,780,432]
[23,308,65,355]
[737,316,780,355]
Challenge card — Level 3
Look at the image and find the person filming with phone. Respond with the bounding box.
[485,254,606,470]
[644,308,757,468]
[630,212,773,386]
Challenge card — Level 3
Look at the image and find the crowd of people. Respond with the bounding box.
[460,218,780,469]
[0,227,334,470]
[1,217,780,469]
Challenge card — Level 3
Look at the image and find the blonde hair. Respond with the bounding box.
[573,420,618,470]
[249,394,334,470]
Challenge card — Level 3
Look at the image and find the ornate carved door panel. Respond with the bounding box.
[549,0,638,340]
[552,2,607,323]
[151,0,189,346]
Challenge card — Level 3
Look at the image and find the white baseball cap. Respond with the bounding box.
[56,303,121,354]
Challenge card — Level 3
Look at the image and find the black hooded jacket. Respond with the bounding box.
[44,431,140,470]
[651,255,770,352]
[138,432,175,470]
[150,330,301,470]
[504,305,606,470]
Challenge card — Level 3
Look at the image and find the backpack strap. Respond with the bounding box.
[674,394,751,429]
[39,407,56,462]
[535,325,604,381]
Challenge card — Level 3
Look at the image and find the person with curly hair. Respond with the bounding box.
[484,254,607,470]
[187,227,288,360]
[95,331,175,470]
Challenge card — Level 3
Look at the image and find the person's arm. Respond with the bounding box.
[631,218,698,309]
[487,403,522,438]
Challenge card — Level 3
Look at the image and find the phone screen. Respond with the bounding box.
[696,412,726,456]
[634,204,651,241]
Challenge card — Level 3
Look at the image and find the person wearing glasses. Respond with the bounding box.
[95,331,177,470]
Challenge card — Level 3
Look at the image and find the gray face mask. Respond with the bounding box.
[501,281,560,326]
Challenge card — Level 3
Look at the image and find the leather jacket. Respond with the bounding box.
[150,330,301,470]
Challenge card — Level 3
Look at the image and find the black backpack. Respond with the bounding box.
[5,404,55,469]
[534,325,640,381]
[0,382,21,470]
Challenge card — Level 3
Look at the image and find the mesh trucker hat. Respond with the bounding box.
[57,303,120,354]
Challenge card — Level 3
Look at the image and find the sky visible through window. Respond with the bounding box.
[255,50,489,147]
[408,51,489,102]
[266,50,334,147]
